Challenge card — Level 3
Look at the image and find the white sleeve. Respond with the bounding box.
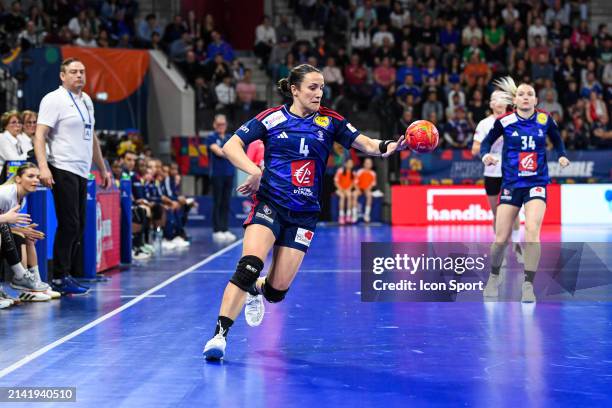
[37,93,60,128]
[473,120,487,143]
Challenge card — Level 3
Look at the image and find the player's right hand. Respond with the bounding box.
[236,173,261,195]
[482,154,499,166]
[39,166,54,187]
[5,205,31,225]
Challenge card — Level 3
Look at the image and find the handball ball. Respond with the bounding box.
[404,120,439,153]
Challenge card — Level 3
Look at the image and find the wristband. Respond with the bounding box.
[378,140,393,154]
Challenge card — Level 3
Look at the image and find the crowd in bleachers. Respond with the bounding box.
[262,0,611,149]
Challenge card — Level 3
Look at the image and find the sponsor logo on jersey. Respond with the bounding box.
[511,131,519,137]
[278,131,289,139]
[500,113,518,127]
[347,122,357,133]
[314,115,330,128]
[291,160,315,187]
[255,212,274,223]
[239,125,249,133]
[294,227,314,247]
[537,113,548,125]
[530,186,546,198]
[262,111,287,130]
[262,204,272,215]
[519,152,537,171]
[501,188,512,200]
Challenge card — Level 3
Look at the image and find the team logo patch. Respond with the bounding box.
[530,186,546,198]
[537,113,548,125]
[263,204,272,215]
[294,228,314,247]
[519,152,538,172]
[291,160,315,187]
[314,116,330,128]
[500,188,512,201]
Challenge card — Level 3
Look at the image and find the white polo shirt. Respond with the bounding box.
[0,183,24,216]
[37,86,95,179]
[0,131,33,170]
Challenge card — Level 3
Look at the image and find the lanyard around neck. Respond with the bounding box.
[67,90,91,125]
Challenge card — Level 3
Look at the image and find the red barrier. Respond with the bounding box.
[392,185,561,225]
[96,191,121,272]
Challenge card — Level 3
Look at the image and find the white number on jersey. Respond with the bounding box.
[521,135,535,150]
[299,138,310,157]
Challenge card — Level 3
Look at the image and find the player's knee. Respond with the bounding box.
[229,255,264,291]
[262,279,289,303]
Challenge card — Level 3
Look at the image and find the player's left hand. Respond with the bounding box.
[382,135,406,157]
[558,157,570,168]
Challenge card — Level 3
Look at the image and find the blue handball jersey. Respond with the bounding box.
[480,110,567,189]
[235,105,361,212]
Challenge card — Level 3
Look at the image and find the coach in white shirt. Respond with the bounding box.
[34,57,110,294]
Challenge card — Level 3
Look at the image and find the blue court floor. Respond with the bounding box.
[1,224,612,407]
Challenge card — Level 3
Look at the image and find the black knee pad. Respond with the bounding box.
[229,255,264,291]
[262,279,289,303]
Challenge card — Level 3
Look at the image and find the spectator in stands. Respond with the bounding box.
[215,75,236,116]
[319,57,342,101]
[440,20,460,49]
[4,0,26,38]
[528,16,547,48]
[443,106,473,149]
[275,15,295,44]
[162,14,186,46]
[373,36,395,66]
[235,68,258,112]
[278,52,296,84]
[462,37,485,63]
[179,51,203,86]
[0,111,31,170]
[464,52,491,87]
[538,89,564,120]
[137,13,163,48]
[396,56,421,86]
[565,111,591,150]
[571,20,593,48]
[169,31,192,63]
[207,114,236,242]
[467,89,488,124]
[354,0,377,29]
[205,53,230,84]
[372,23,394,49]
[75,27,97,47]
[268,35,292,79]
[68,10,89,38]
[484,18,505,63]
[501,1,519,25]
[592,118,612,149]
[421,57,442,88]
[27,4,47,34]
[390,2,410,32]
[254,15,276,69]
[581,71,603,98]
[586,90,608,126]
[528,35,549,64]
[199,14,215,45]
[531,53,554,86]
[97,28,111,47]
[373,56,396,96]
[396,73,421,104]
[185,10,199,39]
[462,17,482,47]
[207,31,235,62]
[422,90,444,123]
[18,20,45,48]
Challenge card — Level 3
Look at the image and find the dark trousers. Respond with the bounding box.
[50,166,87,279]
[211,175,233,232]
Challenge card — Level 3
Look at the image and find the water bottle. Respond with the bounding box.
[155,227,163,255]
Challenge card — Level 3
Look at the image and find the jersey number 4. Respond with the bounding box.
[521,135,535,150]
[299,138,310,157]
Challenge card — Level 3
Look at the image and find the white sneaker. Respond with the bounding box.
[521,282,536,303]
[245,293,265,327]
[142,244,155,254]
[0,286,18,306]
[483,274,501,297]
[29,268,51,291]
[364,214,371,223]
[172,236,190,248]
[161,240,177,250]
[19,291,51,302]
[44,288,61,300]
[212,231,225,242]
[203,334,227,360]
[11,271,49,292]
[223,231,237,242]
[0,298,12,309]
[132,248,151,260]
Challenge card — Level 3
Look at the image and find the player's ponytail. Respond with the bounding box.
[493,76,518,104]
[277,64,321,98]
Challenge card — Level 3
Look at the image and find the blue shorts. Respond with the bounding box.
[498,185,547,208]
[243,196,319,253]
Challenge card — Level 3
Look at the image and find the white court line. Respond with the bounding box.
[0,239,243,380]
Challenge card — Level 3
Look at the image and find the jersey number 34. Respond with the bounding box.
[521,135,535,150]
